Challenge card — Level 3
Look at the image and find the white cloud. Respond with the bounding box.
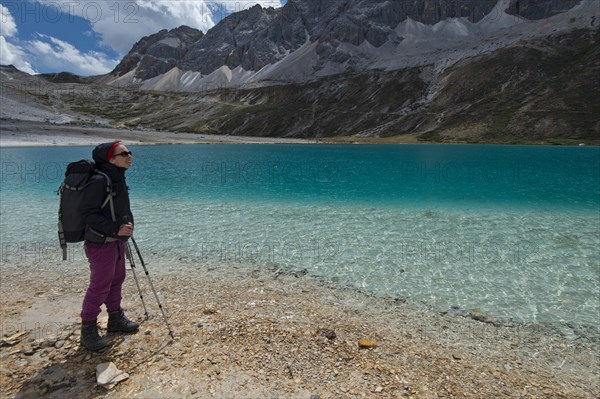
[94,1,216,54]
[36,0,283,55]
[27,34,120,75]
[0,4,36,74]
[2,0,284,75]
[0,4,18,37]
[0,36,36,74]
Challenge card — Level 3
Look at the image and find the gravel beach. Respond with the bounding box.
[0,120,316,147]
[0,258,598,399]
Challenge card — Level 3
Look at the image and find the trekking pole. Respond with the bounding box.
[125,242,149,320]
[130,235,175,340]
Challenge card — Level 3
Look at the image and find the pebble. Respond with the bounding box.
[358,338,377,348]
[1,331,28,346]
[96,362,129,387]
[21,347,35,356]
[317,328,336,340]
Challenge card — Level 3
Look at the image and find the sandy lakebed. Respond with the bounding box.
[0,258,598,399]
[0,120,598,398]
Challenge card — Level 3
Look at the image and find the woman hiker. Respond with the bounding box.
[80,141,139,351]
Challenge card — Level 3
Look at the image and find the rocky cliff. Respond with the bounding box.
[107,0,587,84]
[111,25,203,81]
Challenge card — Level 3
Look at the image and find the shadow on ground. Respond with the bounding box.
[14,323,169,399]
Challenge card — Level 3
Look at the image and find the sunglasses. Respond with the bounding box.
[113,151,133,158]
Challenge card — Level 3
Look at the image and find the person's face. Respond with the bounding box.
[110,144,132,169]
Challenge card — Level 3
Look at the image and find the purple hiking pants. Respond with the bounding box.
[81,241,126,323]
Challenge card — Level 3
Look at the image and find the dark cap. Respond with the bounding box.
[92,141,121,164]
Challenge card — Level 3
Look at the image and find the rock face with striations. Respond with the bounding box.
[112,25,203,80]
[110,0,584,81]
[180,5,281,74]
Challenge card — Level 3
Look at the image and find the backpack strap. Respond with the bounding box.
[96,171,116,223]
[58,219,67,261]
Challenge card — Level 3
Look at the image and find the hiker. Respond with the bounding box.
[79,141,139,351]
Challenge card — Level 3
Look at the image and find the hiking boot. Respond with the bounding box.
[107,309,139,333]
[80,324,107,351]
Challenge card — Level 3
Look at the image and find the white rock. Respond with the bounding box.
[96,362,129,388]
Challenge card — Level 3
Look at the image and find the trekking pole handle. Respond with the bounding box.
[121,216,134,239]
[122,216,132,227]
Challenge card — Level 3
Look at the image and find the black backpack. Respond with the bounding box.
[57,160,115,260]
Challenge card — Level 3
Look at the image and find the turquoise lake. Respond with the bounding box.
[1,144,598,334]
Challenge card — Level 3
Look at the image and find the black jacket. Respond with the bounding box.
[81,142,134,242]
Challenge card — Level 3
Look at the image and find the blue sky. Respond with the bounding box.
[0,0,283,76]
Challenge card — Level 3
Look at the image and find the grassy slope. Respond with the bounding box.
[424,28,600,144]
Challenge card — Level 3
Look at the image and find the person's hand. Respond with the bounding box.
[118,223,134,237]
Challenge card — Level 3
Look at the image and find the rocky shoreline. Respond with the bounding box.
[0,120,317,147]
[1,261,598,398]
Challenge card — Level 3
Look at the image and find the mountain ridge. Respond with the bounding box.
[105,0,586,88]
[1,0,598,144]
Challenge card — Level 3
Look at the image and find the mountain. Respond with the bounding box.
[105,0,587,89]
[2,0,599,144]
[109,25,204,83]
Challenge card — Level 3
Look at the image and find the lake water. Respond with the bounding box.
[1,144,598,335]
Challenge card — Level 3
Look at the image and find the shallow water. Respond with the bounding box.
[1,144,598,332]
